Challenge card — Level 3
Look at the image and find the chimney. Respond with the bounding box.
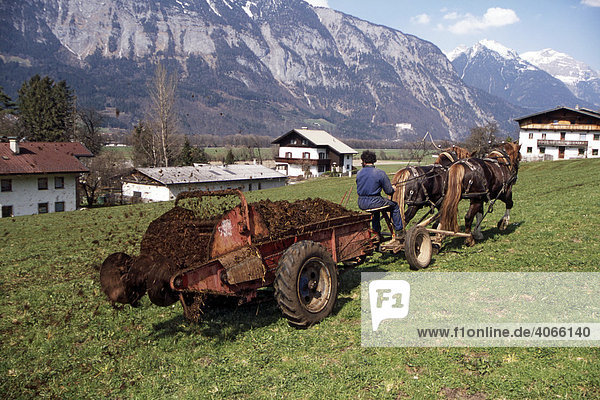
[8,137,19,155]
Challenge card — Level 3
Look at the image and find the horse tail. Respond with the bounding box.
[439,163,465,233]
[392,168,411,229]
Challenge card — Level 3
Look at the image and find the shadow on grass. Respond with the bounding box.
[441,220,523,252]
[150,260,393,340]
[150,290,282,341]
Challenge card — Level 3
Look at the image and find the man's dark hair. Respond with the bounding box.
[361,150,377,164]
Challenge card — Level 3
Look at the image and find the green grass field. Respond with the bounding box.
[1,158,599,399]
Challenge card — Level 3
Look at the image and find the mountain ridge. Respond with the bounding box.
[448,40,598,111]
[0,0,525,140]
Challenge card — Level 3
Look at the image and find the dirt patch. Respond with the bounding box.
[440,387,487,399]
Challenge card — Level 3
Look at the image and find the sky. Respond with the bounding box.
[305,0,600,71]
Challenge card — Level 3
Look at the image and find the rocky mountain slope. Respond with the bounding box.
[0,0,524,139]
[521,48,600,107]
[448,40,594,112]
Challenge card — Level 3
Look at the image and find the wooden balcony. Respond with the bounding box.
[275,157,331,166]
[537,140,588,147]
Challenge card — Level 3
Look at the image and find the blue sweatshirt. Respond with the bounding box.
[356,165,395,197]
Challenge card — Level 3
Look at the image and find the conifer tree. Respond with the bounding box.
[17,75,75,141]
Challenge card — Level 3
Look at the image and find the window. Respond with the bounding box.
[539,147,545,154]
[1,179,11,192]
[528,133,533,139]
[38,203,48,214]
[318,165,326,173]
[560,132,566,140]
[542,133,547,139]
[318,153,326,159]
[55,202,65,212]
[302,152,310,159]
[54,177,64,189]
[285,152,292,158]
[578,148,585,156]
[1,205,12,218]
[302,139,308,145]
[133,191,141,197]
[594,134,599,141]
[290,139,297,145]
[593,149,598,156]
[580,133,586,140]
[38,178,48,190]
[527,147,532,153]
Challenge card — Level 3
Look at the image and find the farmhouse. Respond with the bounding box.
[0,138,93,217]
[121,164,287,202]
[272,129,357,177]
[516,107,600,161]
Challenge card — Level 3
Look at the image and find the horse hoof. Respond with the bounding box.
[465,236,476,247]
[497,220,508,230]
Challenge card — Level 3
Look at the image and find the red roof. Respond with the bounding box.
[0,142,92,175]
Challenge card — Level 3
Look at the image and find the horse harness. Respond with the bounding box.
[405,164,447,211]
[457,151,519,231]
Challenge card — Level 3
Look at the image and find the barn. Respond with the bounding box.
[121,164,287,202]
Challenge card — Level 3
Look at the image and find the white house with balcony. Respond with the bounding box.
[0,139,92,217]
[516,107,600,161]
[272,129,357,177]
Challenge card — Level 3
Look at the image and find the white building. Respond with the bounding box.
[0,139,92,217]
[516,107,600,161]
[122,164,287,202]
[272,128,357,177]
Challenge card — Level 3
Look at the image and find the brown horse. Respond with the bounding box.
[439,142,521,246]
[392,146,471,227]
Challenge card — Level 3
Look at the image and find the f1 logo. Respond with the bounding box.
[369,280,410,331]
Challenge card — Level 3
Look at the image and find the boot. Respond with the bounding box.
[394,229,405,243]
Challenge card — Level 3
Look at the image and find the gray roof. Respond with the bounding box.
[135,164,287,185]
[514,106,600,122]
[273,129,358,155]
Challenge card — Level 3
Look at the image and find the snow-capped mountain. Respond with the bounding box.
[521,49,600,107]
[0,0,524,140]
[448,40,588,111]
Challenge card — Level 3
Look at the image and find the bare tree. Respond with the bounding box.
[75,107,103,154]
[466,122,500,157]
[79,150,128,206]
[146,63,179,167]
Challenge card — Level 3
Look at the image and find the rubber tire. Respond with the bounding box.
[274,241,338,328]
[405,226,433,270]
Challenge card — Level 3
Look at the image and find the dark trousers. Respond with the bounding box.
[358,196,403,233]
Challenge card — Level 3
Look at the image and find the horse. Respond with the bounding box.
[391,146,472,228]
[438,142,521,246]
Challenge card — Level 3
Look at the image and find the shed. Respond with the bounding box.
[122,164,287,202]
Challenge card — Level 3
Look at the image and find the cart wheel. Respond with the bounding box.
[405,226,433,270]
[274,241,338,328]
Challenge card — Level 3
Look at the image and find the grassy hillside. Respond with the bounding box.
[1,159,599,399]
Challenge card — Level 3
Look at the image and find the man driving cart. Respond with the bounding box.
[356,150,403,242]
